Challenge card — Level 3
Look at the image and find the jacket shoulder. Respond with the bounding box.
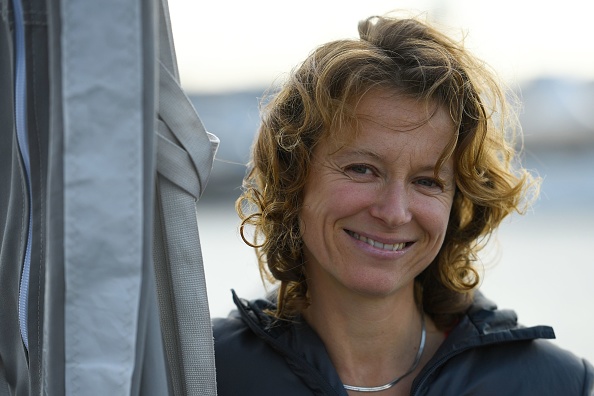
[418,292,593,395]
[424,338,594,395]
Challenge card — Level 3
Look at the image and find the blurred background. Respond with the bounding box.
[168,0,594,363]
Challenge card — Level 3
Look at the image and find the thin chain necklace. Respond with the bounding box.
[343,313,426,393]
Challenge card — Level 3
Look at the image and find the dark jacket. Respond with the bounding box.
[213,291,594,395]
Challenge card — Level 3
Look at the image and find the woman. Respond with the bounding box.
[213,15,594,395]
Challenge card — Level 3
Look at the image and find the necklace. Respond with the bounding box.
[343,313,426,393]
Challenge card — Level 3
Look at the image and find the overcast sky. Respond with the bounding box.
[168,0,594,93]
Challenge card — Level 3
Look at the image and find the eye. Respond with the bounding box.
[345,164,374,175]
[415,178,443,190]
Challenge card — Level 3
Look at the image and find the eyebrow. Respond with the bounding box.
[334,147,453,176]
[418,163,454,176]
[331,147,452,172]
[332,147,382,161]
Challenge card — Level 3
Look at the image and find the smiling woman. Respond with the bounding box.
[300,93,456,304]
[212,14,594,396]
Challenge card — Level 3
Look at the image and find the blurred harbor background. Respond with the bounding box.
[169,0,594,363]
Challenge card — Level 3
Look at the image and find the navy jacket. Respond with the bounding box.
[213,291,594,395]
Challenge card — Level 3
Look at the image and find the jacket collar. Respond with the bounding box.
[231,290,555,395]
[232,289,554,342]
[231,290,347,395]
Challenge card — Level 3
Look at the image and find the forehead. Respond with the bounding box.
[321,89,456,157]
[355,89,453,132]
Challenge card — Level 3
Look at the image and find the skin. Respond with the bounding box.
[300,89,456,395]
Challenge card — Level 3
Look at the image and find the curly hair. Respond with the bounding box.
[236,14,539,331]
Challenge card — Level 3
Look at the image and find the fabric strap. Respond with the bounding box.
[152,2,219,391]
[12,0,33,353]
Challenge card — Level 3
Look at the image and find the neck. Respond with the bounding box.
[305,282,420,341]
[302,282,427,390]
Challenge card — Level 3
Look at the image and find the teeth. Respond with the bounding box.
[349,231,406,251]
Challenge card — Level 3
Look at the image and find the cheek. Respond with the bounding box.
[299,205,329,268]
[299,185,351,256]
[299,193,327,246]
[416,197,453,237]
[301,177,360,218]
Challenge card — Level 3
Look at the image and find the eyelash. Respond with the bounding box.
[343,162,447,190]
[415,178,444,190]
[344,164,375,176]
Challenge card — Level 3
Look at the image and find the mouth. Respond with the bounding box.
[345,230,411,252]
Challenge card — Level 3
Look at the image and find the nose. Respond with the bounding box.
[369,182,412,227]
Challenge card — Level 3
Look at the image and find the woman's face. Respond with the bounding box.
[300,90,456,299]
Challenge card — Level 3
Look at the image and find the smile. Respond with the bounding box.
[346,230,408,251]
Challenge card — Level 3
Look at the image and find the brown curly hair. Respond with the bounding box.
[236,15,539,331]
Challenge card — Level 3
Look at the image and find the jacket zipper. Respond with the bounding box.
[12,0,33,352]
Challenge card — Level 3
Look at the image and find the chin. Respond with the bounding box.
[344,276,414,299]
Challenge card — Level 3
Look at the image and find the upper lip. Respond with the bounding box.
[344,229,412,245]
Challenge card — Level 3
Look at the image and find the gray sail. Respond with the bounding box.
[0,0,218,394]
